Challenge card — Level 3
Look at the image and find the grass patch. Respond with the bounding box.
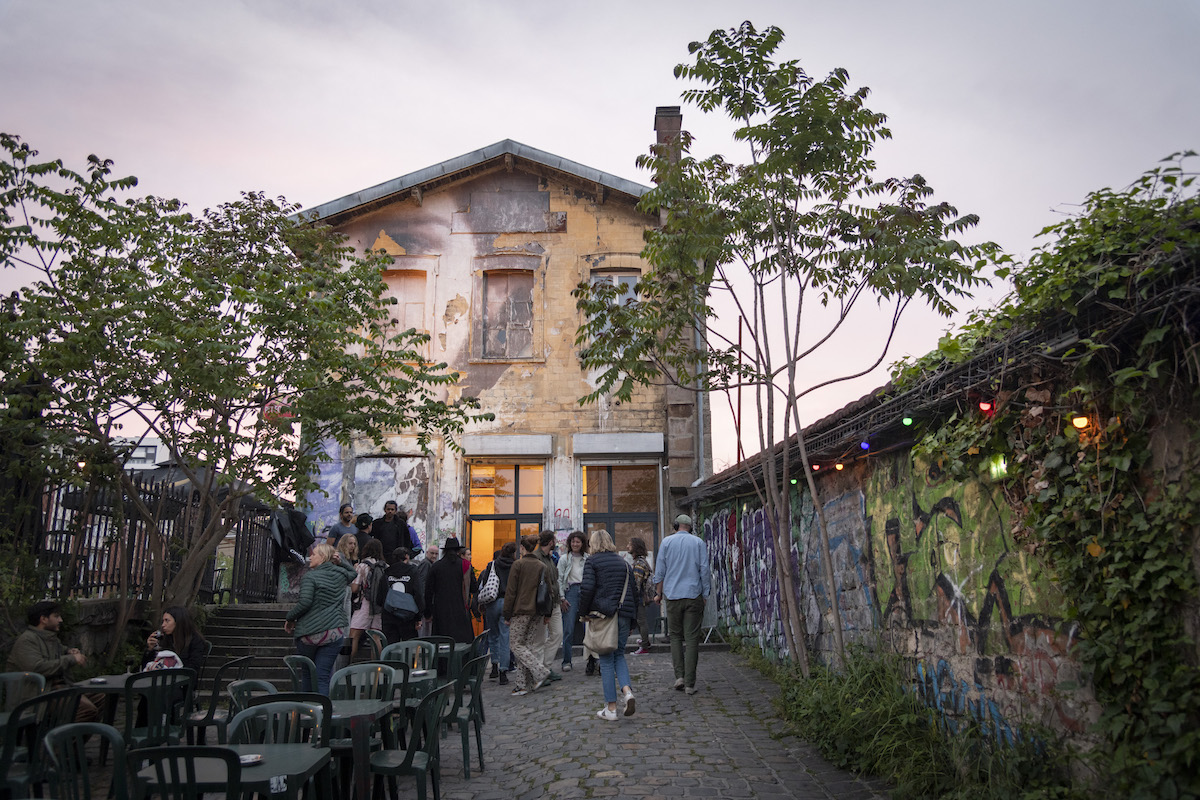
[739,642,1085,799]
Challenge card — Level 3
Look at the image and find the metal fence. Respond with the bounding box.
[35,472,278,604]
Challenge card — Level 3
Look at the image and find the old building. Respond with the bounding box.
[301,109,710,570]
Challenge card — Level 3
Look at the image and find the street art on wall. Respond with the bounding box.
[702,450,1096,738]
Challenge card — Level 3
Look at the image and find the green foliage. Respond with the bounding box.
[749,646,1081,799]
[575,21,996,406]
[906,153,1200,798]
[0,133,493,610]
[0,543,54,646]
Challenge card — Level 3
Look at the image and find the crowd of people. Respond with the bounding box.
[289,506,713,718]
[7,501,712,728]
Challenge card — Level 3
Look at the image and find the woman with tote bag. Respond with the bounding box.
[578,530,637,721]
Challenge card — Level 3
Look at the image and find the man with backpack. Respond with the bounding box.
[379,547,425,644]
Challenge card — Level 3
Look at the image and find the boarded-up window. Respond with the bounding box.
[382,270,427,355]
[482,271,534,358]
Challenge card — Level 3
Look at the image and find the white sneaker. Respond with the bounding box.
[622,690,635,717]
[596,706,618,721]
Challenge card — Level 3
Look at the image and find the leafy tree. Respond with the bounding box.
[897,152,1200,798]
[575,23,995,671]
[0,134,490,647]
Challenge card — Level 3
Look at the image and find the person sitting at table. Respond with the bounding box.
[140,605,208,672]
[5,599,101,722]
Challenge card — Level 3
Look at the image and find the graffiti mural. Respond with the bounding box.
[705,504,796,660]
[795,490,879,649]
[701,449,1097,739]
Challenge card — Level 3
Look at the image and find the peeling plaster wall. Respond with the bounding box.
[306,165,686,547]
[701,448,1100,746]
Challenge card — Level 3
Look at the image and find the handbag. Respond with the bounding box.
[535,572,552,617]
[583,567,630,656]
[477,564,500,605]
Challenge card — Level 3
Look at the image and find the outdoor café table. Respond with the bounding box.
[134,743,333,800]
[429,642,472,680]
[73,672,133,764]
[404,668,436,700]
[330,697,396,800]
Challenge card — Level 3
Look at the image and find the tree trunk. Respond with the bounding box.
[797,433,846,666]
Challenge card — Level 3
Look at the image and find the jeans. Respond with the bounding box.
[295,636,344,696]
[666,596,704,688]
[484,598,510,672]
[562,584,582,665]
[597,616,632,704]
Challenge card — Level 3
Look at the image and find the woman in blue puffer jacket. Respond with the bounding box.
[579,530,637,721]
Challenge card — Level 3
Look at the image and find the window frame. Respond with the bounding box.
[470,254,542,362]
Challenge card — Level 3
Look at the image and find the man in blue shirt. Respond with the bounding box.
[653,514,711,695]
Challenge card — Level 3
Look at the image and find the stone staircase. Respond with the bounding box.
[201,604,295,688]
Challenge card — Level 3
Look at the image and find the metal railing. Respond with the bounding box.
[34,472,278,604]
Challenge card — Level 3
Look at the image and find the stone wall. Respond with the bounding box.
[701,448,1100,743]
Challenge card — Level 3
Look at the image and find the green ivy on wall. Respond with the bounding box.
[901,153,1200,798]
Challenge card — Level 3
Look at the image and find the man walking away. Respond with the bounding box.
[380,547,425,643]
[653,514,711,695]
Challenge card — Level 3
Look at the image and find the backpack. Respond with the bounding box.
[384,581,420,621]
[364,559,389,615]
[477,564,500,605]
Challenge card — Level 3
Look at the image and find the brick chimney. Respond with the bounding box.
[653,106,683,163]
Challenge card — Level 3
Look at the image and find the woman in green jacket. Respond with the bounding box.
[284,543,356,694]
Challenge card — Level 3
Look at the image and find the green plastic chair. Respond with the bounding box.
[247,692,332,746]
[44,721,127,800]
[328,662,397,795]
[126,744,242,800]
[227,678,277,715]
[0,687,81,798]
[369,682,452,800]
[228,699,328,745]
[470,629,490,659]
[380,641,436,671]
[363,629,387,661]
[0,672,46,764]
[0,671,45,711]
[329,663,395,701]
[122,668,197,751]
[184,654,254,744]
[283,654,318,692]
[448,655,488,778]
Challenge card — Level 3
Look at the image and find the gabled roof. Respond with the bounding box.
[301,139,652,225]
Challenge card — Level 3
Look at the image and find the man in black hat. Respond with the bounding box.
[423,537,477,643]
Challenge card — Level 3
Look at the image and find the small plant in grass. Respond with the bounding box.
[745,644,1082,799]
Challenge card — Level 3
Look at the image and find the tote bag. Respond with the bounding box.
[583,568,629,655]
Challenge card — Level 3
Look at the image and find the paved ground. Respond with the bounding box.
[80,647,891,799]
[435,648,892,800]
